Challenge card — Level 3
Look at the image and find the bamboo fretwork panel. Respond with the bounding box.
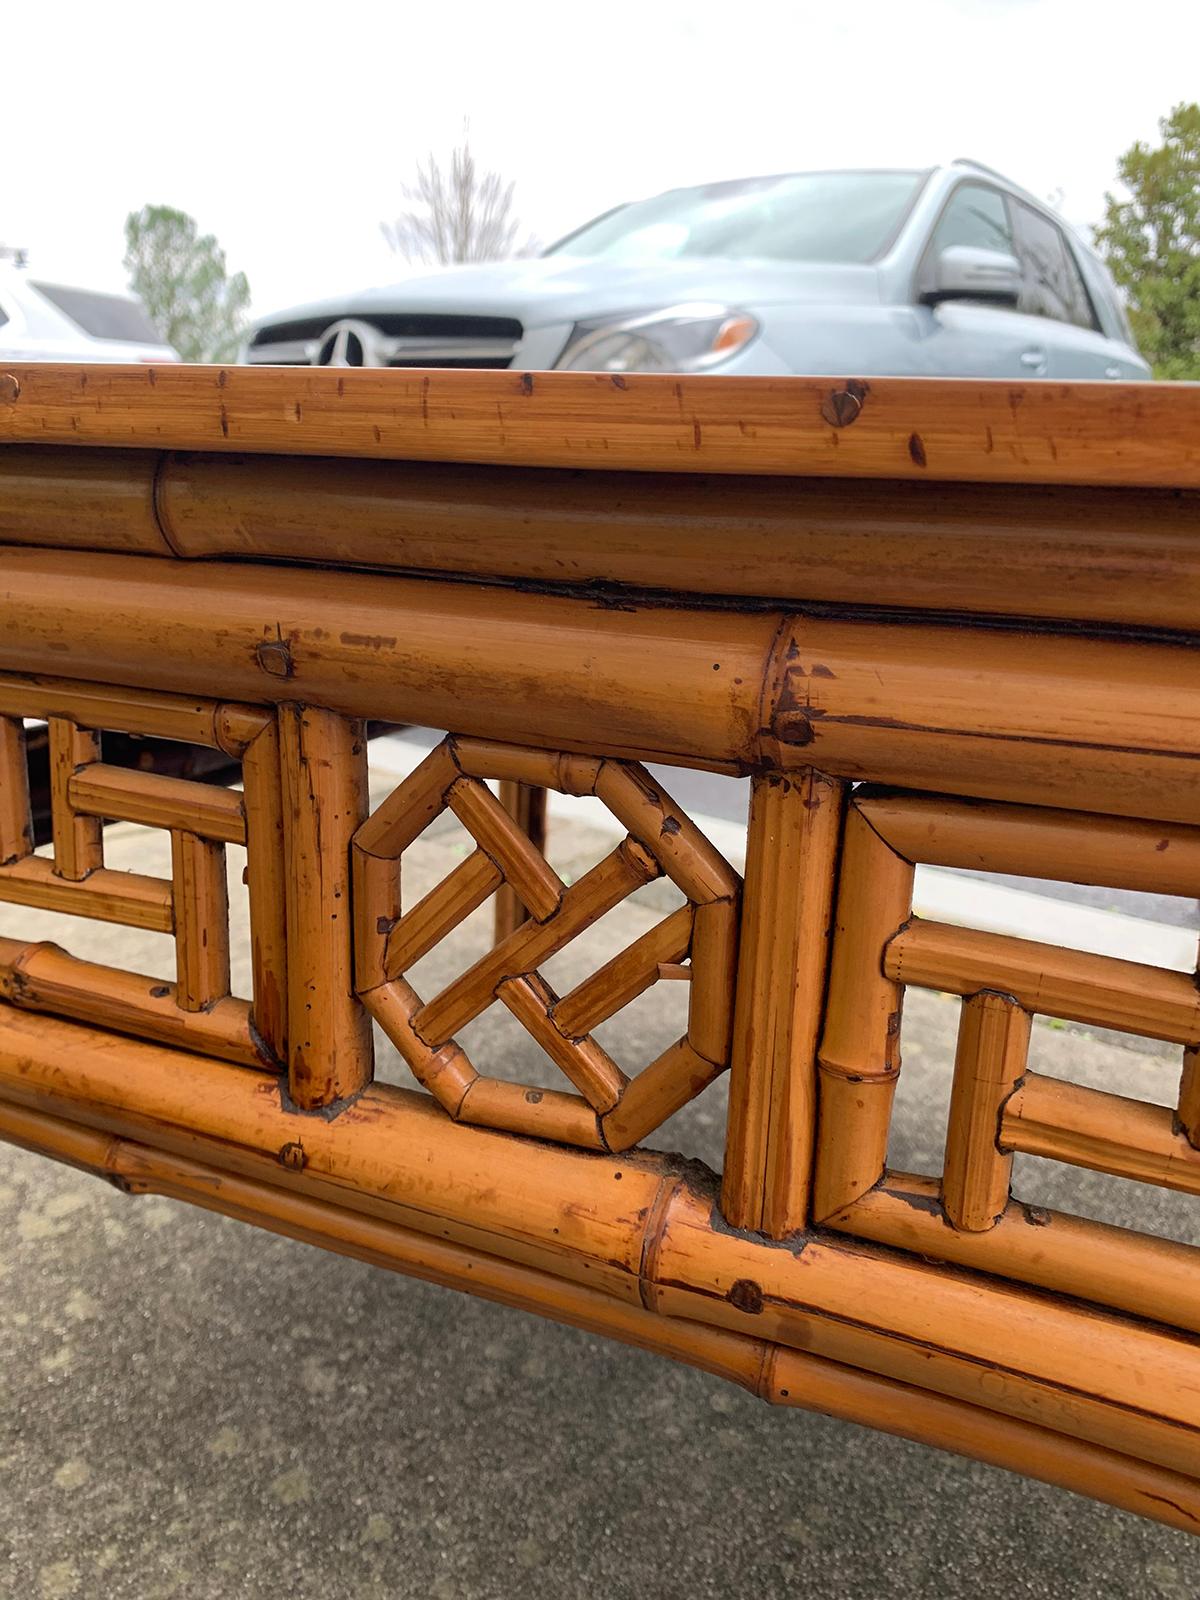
[812,787,1200,1337]
[0,676,285,1070]
[2,675,1200,1530]
[7,372,1200,1533]
[352,736,741,1152]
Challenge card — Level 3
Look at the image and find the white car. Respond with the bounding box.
[0,265,178,364]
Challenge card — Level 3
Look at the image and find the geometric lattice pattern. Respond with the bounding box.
[352,735,741,1153]
[813,784,1200,1334]
[0,679,285,1071]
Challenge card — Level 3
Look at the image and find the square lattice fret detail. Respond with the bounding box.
[352,736,742,1152]
[0,678,286,1071]
[810,785,1200,1336]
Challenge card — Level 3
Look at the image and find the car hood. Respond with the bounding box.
[251,256,881,332]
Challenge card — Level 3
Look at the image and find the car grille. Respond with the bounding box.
[244,313,523,368]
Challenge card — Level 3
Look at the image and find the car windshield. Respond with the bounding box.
[30,281,164,343]
[547,170,927,265]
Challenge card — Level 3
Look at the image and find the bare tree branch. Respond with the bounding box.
[382,131,525,265]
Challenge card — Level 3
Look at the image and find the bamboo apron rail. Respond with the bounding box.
[1,365,1199,1535]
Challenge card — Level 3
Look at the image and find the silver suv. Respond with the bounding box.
[243,161,1149,380]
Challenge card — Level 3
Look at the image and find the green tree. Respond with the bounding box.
[1094,103,1200,380]
[123,205,251,363]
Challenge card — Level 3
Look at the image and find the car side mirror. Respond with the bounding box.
[922,245,1022,307]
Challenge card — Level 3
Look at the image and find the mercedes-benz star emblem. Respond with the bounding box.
[312,319,377,367]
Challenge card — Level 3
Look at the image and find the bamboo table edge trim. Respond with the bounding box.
[3,365,1200,488]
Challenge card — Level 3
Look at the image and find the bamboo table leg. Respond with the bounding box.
[721,770,844,1237]
[280,705,372,1107]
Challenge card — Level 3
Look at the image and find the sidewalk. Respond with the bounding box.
[0,806,1195,1599]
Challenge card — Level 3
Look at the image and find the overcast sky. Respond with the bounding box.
[7,0,1197,318]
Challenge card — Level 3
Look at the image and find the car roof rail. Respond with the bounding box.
[951,157,1013,183]
[950,158,1056,215]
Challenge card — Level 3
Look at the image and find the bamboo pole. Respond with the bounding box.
[457,1076,606,1150]
[681,896,739,1066]
[0,1094,748,1383]
[887,921,1200,1044]
[552,905,692,1036]
[857,788,1200,897]
[601,1037,723,1153]
[496,972,626,1112]
[150,446,1200,636]
[0,550,775,778]
[448,776,562,921]
[761,1345,1200,1537]
[0,941,264,1067]
[241,718,288,1064]
[942,993,1031,1233]
[1183,930,1200,1150]
[812,805,915,1222]
[361,980,477,1115]
[492,779,548,943]
[4,1093,1198,1535]
[722,771,843,1236]
[351,846,397,994]
[821,1173,1200,1337]
[594,762,740,905]
[385,850,503,978]
[0,855,173,932]
[1003,1073,1200,1196]
[0,444,167,552]
[649,1181,1200,1474]
[170,831,231,1012]
[213,702,275,760]
[7,364,1200,490]
[413,839,660,1047]
[48,717,102,880]
[2,1003,1199,1479]
[8,550,1200,824]
[453,741,602,796]
[1181,1048,1200,1150]
[70,764,246,843]
[0,672,232,748]
[765,615,1200,826]
[0,715,32,864]
[354,742,461,860]
[279,705,371,1107]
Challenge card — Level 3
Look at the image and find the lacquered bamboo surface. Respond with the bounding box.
[3,548,1200,823]
[3,365,1200,487]
[5,366,1200,1535]
[3,1093,1198,1535]
[7,443,1200,631]
[1,1003,1197,1489]
[4,1094,1199,1533]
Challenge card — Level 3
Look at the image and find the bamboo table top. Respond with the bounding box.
[2,363,1200,488]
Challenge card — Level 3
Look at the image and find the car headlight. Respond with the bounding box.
[554,303,758,373]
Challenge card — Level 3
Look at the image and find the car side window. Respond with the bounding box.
[928,183,1014,257]
[1011,203,1098,330]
